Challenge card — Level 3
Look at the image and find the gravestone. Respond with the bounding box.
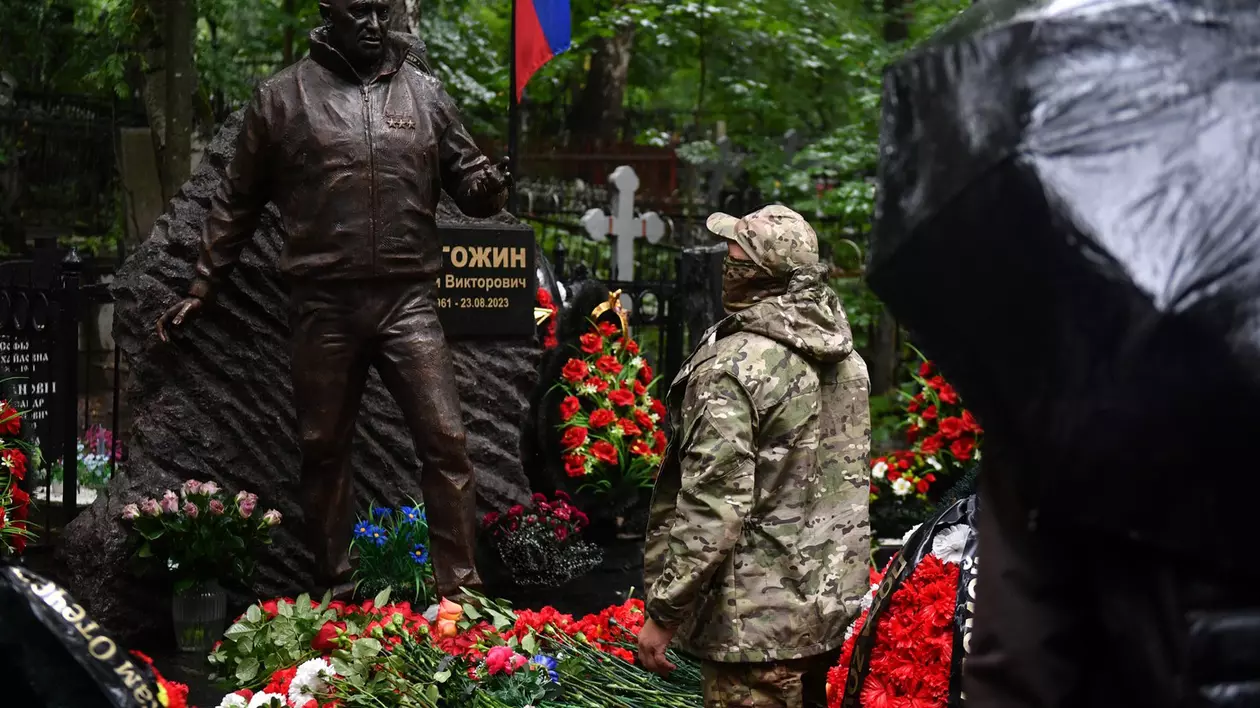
[56,110,540,644]
[578,166,666,287]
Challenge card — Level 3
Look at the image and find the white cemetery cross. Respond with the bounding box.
[580,166,666,296]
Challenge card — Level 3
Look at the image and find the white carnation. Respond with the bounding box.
[289,657,336,707]
[926,456,943,471]
[215,695,247,708]
[892,477,913,496]
[246,693,286,708]
[871,460,888,479]
[899,523,923,545]
[931,524,972,565]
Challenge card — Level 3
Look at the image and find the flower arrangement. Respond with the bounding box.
[554,317,667,494]
[130,650,192,708]
[40,424,122,490]
[536,287,559,350]
[0,398,37,555]
[825,501,978,708]
[350,503,436,606]
[870,357,984,539]
[209,588,703,708]
[481,491,602,587]
[122,479,282,593]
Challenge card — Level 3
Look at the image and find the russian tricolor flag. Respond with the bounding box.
[514,0,571,102]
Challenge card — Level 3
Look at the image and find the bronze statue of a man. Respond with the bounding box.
[156,0,509,599]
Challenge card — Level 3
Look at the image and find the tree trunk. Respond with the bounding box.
[282,0,296,65]
[566,22,636,146]
[883,0,910,43]
[162,0,196,201]
[132,0,170,200]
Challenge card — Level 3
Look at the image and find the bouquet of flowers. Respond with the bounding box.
[0,398,37,555]
[553,318,667,495]
[122,479,282,593]
[40,424,122,490]
[350,503,436,606]
[481,492,602,587]
[870,356,984,540]
[209,589,704,708]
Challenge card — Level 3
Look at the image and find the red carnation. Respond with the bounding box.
[590,441,618,466]
[634,380,646,396]
[580,333,603,355]
[651,399,667,419]
[919,361,933,377]
[559,396,581,421]
[916,479,930,494]
[560,426,588,450]
[951,437,976,461]
[0,402,19,436]
[928,375,946,391]
[596,355,623,376]
[907,399,920,413]
[938,383,959,405]
[937,417,966,440]
[906,424,920,444]
[564,453,587,478]
[2,448,27,481]
[618,419,642,437]
[651,430,667,455]
[561,359,589,383]
[962,410,982,433]
[922,404,938,421]
[608,388,635,407]
[537,288,553,307]
[639,363,654,383]
[598,322,618,337]
[634,409,654,430]
[585,376,609,393]
[588,409,616,428]
[621,339,640,355]
[630,440,652,457]
[920,434,944,455]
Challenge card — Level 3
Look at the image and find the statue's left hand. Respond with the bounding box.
[470,157,513,200]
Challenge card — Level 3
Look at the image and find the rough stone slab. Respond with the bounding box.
[57,110,538,644]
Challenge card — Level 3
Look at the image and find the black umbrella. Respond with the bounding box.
[868,0,1260,557]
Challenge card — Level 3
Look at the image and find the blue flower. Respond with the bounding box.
[410,544,429,565]
[366,524,388,547]
[530,654,559,682]
[371,506,393,520]
[353,521,372,539]
[400,506,422,524]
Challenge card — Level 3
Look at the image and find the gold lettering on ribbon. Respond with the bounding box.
[88,635,117,661]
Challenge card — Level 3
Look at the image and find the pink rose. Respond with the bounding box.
[261,509,282,527]
[235,491,258,518]
[183,502,199,519]
[138,499,160,517]
[160,490,179,514]
[208,499,225,515]
[200,481,220,496]
[181,479,202,497]
[121,503,140,520]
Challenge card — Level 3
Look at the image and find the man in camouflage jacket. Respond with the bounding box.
[638,204,872,707]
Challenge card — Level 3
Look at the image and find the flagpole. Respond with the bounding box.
[507,0,520,215]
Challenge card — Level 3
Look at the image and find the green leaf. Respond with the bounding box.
[433,669,451,683]
[317,589,332,613]
[235,657,260,683]
[522,634,537,654]
[425,684,440,703]
[462,603,482,621]
[330,656,355,676]
[223,623,253,639]
[246,604,262,623]
[351,637,383,659]
[372,587,391,608]
[295,592,311,615]
[276,599,293,618]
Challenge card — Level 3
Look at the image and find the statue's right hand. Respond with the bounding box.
[156,297,204,343]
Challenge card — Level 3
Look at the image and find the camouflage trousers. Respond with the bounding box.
[701,651,838,708]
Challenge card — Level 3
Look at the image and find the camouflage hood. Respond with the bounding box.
[715,264,854,365]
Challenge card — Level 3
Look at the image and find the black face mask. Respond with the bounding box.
[722,257,786,312]
[323,0,390,75]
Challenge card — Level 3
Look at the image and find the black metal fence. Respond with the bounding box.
[0,247,122,545]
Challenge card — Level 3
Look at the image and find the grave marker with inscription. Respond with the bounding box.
[435,224,537,338]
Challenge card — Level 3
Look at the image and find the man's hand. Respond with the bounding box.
[637,618,678,677]
[468,157,513,201]
[156,297,204,343]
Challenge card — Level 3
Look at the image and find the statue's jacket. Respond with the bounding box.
[189,29,503,297]
[643,265,873,663]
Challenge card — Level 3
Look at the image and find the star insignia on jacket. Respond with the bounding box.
[385,116,416,130]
